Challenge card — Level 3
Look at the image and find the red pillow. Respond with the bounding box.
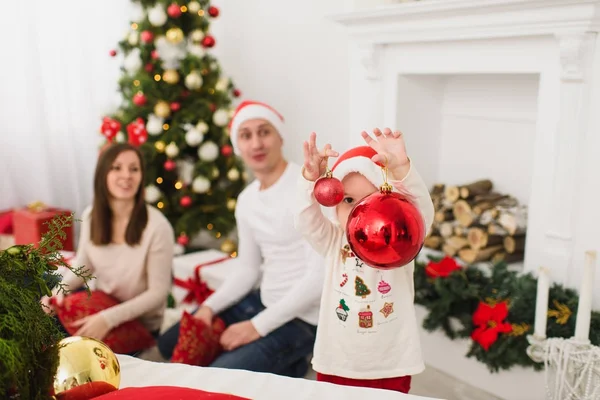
[94,386,250,399]
[51,381,117,400]
[171,310,226,366]
[54,290,155,354]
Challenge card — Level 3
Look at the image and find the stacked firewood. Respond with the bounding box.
[425,179,527,264]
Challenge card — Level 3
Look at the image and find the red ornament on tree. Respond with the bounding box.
[164,160,176,171]
[170,102,181,111]
[132,93,147,106]
[314,172,344,207]
[144,63,154,72]
[140,30,154,43]
[232,88,241,97]
[100,117,121,141]
[151,50,159,60]
[177,233,189,246]
[209,103,216,112]
[109,49,117,57]
[208,6,220,17]
[202,35,216,48]
[167,3,182,18]
[221,145,233,157]
[180,196,192,207]
[126,118,148,146]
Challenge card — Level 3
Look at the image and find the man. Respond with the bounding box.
[158,100,324,377]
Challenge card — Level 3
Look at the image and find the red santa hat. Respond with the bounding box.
[331,146,386,189]
[228,100,285,155]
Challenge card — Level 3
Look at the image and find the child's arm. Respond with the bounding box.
[294,132,342,257]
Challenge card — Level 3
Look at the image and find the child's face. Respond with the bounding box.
[336,172,378,229]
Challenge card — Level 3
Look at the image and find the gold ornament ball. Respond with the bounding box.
[155,140,166,152]
[221,239,237,254]
[53,336,121,399]
[226,198,237,211]
[162,69,180,84]
[154,101,171,118]
[211,167,220,179]
[166,27,184,44]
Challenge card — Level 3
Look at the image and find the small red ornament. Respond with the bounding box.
[181,90,190,98]
[144,63,154,72]
[132,93,147,106]
[209,103,216,112]
[109,49,117,57]
[126,118,148,146]
[167,3,182,18]
[177,233,189,246]
[170,102,181,111]
[221,145,233,157]
[180,195,192,207]
[100,117,121,140]
[202,35,216,48]
[346,183,425,270]
[314,173,344,207]
[164,160,177,171]
[208,6,220,17]
[232,88,241,97]
[151,50,159,60]
[140,30,154,43]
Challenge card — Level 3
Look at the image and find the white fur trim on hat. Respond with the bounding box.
[229,100,284,155]
[331,156,385,190]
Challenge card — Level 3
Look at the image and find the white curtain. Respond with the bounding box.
[0,1,133,219]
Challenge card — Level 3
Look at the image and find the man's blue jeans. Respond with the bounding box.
[157,291,317,378]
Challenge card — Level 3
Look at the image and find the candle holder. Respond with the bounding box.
[527,335,600,399]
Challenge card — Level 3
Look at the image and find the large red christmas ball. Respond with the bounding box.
[346,191,425,270]
[314,176,344,207]
[202,35,216,48]
[208,6,220,17]
[132,93,147,106]
[167,3,182,18]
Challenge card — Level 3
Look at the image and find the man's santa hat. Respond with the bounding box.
[330,146,386,190]
[228,100,285,155]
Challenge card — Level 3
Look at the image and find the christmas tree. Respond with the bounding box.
[100,0,246,251]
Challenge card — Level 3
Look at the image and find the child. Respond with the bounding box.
[295,128,434,393]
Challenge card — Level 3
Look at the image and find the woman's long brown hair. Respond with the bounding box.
[90,143,148,246]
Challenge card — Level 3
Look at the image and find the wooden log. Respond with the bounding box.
[431,184,445,196]
[488,223,509,236]
[492,251,525,264]
[480,209,499,225]
[446,235,469,250]
[498,206,528,235]
[424,235,443,250]
[467,228,504,250]
[503,235,526,254]
[453,200,476,227]
[458,245,503,264]
[439,222,455,238]
[442,244,459,257]
[459,179,493,199]
[434,208,454,223]
[454,225,467,237]
[444,185,460,203]
[473,192,507,203]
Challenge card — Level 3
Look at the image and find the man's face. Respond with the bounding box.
[236,119,284,174]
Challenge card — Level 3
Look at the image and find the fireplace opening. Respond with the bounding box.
[400,74,540,266]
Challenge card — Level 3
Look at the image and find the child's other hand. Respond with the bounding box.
[361,128,409,171]
[302,132,338,182]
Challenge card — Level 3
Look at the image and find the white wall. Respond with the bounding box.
[211,0,351,165]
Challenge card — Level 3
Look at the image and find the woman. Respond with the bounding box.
[41,143,174,340]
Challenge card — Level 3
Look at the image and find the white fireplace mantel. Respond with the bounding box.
[330,1,600,398]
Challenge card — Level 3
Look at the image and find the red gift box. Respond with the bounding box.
[13,206,74,251]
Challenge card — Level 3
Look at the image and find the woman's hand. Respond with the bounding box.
[71,314,111,341]
[302,132,338,182]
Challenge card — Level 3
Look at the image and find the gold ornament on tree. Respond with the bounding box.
[166,27,184,44]
[52,336,121,399]
[221,239,236,254]
[162,69,180,84]
[155,140,166,152]
[226,198,236,211]
[154,101,171,118]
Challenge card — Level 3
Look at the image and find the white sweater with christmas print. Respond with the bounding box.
[294,163,434,379]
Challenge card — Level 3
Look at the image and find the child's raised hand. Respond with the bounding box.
[361,128,409,171]
[302,132,339,182]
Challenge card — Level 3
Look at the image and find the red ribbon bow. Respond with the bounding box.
[173,256,231,304]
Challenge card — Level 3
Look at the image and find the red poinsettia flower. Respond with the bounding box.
[471,301,512,351]
[425,256,461,278]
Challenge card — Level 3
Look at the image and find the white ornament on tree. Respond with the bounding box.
[184,71,203,90]
[196,121,209,134]
[187,42,206,58]
[148,4,168,27]
[144,184,162,203]
[115,132,126,143]
[192,176,211,194]
[155,36,187,70]
[212,109,229,127]
[215,77,229,92]
[198,141,219,162]
[185,128,204,147]
[227,168,240,181]
[128,31,139,46]
[190,29,205,42]
[146,114,164,136]
[123,48,142,74]
[131,3,145,22]
[187,1,201,13]
[165,142,180,158]
[177,159,195,185]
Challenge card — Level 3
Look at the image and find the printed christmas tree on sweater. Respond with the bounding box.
[355,276,371,298]
[100,0,246,250]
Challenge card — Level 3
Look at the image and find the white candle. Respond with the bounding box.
[534,267,550,339]
[574,251,597,342]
